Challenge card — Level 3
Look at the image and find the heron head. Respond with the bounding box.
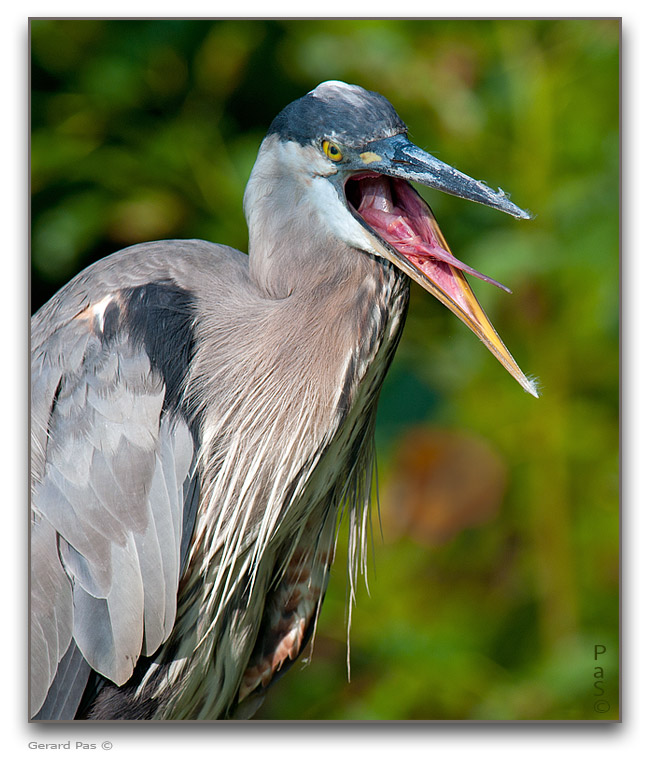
[247,80,537,397]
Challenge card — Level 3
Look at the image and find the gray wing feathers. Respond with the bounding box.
[134,416,194,652]
[31,309,195,717]
[31,327,91,488]
[70,543,144,684]
[30,515,74,716]
[33,642,91,720]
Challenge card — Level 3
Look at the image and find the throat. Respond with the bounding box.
[335,254,410,415]
[248,230,364,301]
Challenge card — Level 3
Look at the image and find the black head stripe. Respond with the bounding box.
[267,81,407,148]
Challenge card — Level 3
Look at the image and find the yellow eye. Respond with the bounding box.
[322,140,343,162]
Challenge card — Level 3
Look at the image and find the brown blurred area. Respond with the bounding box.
[383,428,507,546]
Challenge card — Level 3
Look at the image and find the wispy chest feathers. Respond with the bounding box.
[155,235,409,717]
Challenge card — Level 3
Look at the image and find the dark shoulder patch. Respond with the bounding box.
[101,300,121,342]
[121,282,196,415]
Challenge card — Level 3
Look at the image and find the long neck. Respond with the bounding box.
[244,138,362,298]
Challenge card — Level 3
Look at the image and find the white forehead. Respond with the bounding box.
[309,80,367,106]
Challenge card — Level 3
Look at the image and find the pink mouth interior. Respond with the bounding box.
[345,174,510,296]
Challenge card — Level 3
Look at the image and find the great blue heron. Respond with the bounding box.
[31,80,536,721]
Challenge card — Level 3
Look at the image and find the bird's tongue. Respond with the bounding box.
[355,176,510,301]
[348,174,537,398]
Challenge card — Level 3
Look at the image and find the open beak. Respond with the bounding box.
[344,133,538,397]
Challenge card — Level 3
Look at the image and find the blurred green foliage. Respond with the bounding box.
[30,19,619,720]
